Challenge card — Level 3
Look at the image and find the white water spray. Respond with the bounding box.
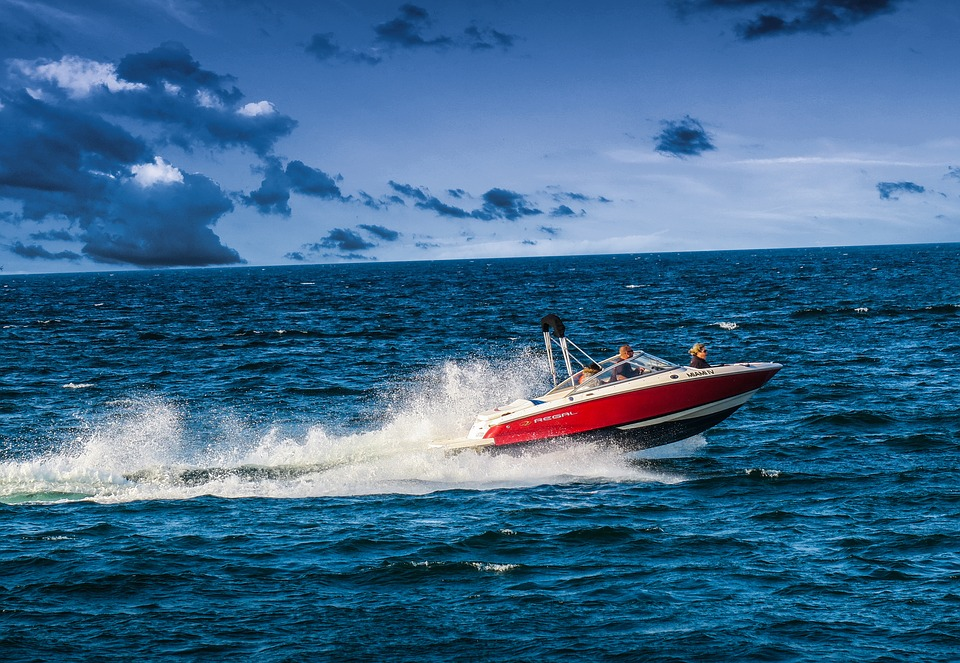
[0,356,687,504]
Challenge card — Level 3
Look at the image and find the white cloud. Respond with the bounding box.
[17,55,146,98]
[195,89,222,109]
[735,156,923,167]
[131,157,184,187]
[238,101,276,117]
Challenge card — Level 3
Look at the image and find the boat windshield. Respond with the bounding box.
[546,351,679,395]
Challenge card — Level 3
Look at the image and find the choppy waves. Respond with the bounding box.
[2,245,959,661]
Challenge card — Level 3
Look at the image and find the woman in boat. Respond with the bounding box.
[578,363,602,384]
[688,343,710,368]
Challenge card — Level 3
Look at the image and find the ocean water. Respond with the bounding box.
[1,244,958,661]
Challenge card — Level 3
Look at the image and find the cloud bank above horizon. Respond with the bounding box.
[0,0,957,273]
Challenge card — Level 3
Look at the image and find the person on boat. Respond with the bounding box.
[611,345,644,380]
[578,363,602,384]
[688,343,711,368]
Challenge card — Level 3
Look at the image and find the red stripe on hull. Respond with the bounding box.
[485,367,778,447]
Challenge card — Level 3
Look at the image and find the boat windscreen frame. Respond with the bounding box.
[545,350,680,395]
[539,314,680,395]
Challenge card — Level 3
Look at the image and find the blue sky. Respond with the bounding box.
[1,0,958,273]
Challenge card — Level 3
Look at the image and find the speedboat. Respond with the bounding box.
[435,314,781,453]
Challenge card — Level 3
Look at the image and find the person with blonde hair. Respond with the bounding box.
[688,343,710,369]
[578,363,602,384]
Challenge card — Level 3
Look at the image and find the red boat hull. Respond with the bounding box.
[481,365,780,451]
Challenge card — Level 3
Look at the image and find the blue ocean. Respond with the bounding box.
[1,244,958,661]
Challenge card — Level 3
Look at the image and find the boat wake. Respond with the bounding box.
[0,357,691,505]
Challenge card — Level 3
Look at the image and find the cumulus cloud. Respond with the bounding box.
[116,41,241,104]
[104,42,298,156]
[876,181,925,200]
[82,171,240,267]
[14,55,146,97]
[238,101,277,117]
[674,0,903,40]
[0,89,146,218]
[132,156,183,187]
[0,46,261,268]
[654,115,716,158]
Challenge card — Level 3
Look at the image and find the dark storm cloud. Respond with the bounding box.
[876,181,925,200]
[117,41,242,105]
[2,43,300,268]
[298,245,375,261]
[243,159,344,216]
[0,90,145,214]
[358,224,401,241]
[388,181,471,218]
[242,160,291,215]
[389,182,542,221]
[463,25,515,51]
[318,228,375,252]
[0,2,63,56]
[655,115,716,158]
[357,191,404,209]
[298,227,383,260]
[388,180,429,203]
[287,160,342,198]
[82,171,240,267]
[550,190,613,205]
[10,242,82,262]
[305,33,382,65]
[539,225,560,236]
[550,205,581,218]
[0,91,241,267]
[422,198,472,218]
[30,229,76,241]
[374,4,453,49]
[674,0,902,40]
[108,43,298,157]
[474,188,542,221]
[305,33,340,60]
[306,4,517,64]
[300,224,400,261]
